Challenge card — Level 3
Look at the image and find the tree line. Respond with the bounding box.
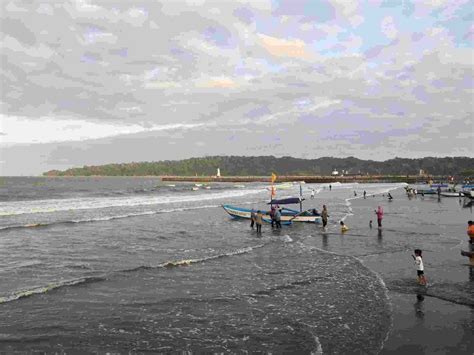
[43,156,474,177]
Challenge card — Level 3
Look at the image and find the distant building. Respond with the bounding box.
[331,169,339,176]
[419,169,425,176]
[217,168,221,177]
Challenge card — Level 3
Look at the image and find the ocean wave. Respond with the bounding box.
[0,245,266,304]
[0,204,221,231]
[297,243,393,353]
[0,188,264,216]
[0,276,106,304]
[122,245,265,273]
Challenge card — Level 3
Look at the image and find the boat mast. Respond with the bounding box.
[270,173,276,206]
[299,183,303,212]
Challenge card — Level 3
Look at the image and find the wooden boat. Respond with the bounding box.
[461,250,474,257]
[440,192,462,197]
[222,204,322,224]
[416,189,437,195]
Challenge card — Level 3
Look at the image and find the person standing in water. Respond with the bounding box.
[255,211,263,233]
[269,206,276,228]
[321,205,329,229]
[329,184,332,191]
[311,189,315,199]
[412,249,427,285]
[375,206,384,228]
[250,210,256,229]
[468,220,474,251]
[340,221,349,233]
[363,190,367,199]
[274,208,282,229]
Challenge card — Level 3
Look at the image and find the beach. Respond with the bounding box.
[0,177,472,353]
[347,192,473,354]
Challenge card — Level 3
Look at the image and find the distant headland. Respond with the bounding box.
[42,156,473,183]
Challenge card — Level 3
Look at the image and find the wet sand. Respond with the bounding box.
[347,191,473,354]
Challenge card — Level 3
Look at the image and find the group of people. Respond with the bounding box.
[250,210,263,233]
[250,206,282,233]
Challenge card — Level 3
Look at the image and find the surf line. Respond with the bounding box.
[0,244,269,305]
[0,204,225,232]
[303,244,394,353]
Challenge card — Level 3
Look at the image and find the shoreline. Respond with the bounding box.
[345,189,473,354]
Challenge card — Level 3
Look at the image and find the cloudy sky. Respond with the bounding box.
[0,0,473,175]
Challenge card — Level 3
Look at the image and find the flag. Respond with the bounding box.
[271,173,277,183]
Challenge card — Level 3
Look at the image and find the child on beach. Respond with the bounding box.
[412,249,427,285]
[340,221,349,233]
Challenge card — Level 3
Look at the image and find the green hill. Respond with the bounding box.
[43,156,474,177]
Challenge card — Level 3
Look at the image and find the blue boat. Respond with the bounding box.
[222,204,322,224]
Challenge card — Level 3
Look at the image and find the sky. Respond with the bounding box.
[0,0,473,175]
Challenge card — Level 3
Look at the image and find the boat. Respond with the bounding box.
[461,185,474,199]
[222,197,322,224]
[223,175,322,225]
[430,183,449,189]
[222,204,322,224]
[192,187,199,191]
[440,192,462,197]
[416,189,437,195]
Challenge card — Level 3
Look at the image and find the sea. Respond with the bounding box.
[0,177,472,354]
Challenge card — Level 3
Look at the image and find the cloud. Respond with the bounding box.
[201,77,237,88]
[0,115,206,145]
[380,16,398,39]
[0,0,472,175]
[258,33,311,59]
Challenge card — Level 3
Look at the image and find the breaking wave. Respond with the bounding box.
[0,188,264,216]
[0,245,265,305]
[0,204,221,231]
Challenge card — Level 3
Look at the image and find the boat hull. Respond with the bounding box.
[440,192,462,197]
[222,205,322,224]
[416,189,437,195]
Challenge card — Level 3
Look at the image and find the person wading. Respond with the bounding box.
[321,205,329,229]
[375,206,384,228]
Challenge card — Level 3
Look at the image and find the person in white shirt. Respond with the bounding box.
[412,249,427,285]
[311,189,315,199]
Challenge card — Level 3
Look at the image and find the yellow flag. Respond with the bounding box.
[271,173,277,183]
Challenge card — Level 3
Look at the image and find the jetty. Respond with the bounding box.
[160,175,427,183]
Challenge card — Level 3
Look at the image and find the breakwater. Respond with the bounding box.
[160,175,426,183]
